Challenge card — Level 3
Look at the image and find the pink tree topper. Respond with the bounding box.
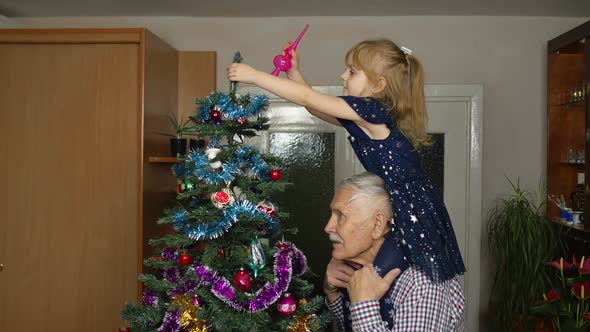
[271,24,310,76]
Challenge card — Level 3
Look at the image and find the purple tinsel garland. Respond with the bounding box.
[192,241,307,312]
[168,279,199,298]
[142,288,159,308]
[157,310,180,332]
[161,248,178,261]
[164,267,180,284]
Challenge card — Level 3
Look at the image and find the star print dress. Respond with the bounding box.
[337,96,466,283]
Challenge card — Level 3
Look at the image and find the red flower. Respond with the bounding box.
[572,281,590,300]
[574,256,590,275]
[545,289,560,302]
[546,257,575,271]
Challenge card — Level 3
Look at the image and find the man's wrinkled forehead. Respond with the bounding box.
[331,188,365,211]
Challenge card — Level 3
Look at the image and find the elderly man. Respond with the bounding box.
[323,172,465,331]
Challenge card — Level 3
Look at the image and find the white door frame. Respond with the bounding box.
[239,84,483,331]
[425,84,483,332]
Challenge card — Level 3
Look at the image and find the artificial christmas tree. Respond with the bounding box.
[121,53,330,331]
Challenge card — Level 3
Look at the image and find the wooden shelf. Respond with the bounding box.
[554,99,586,108]
[146,156,178,163]
[552,218,587,231]
[559,160,586,166]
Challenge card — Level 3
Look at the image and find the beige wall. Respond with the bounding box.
[0,17,22,27]
[13,15,589,330]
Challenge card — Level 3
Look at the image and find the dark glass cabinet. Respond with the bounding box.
[547,20,590,254]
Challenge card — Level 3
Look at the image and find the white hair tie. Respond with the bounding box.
[400,46,413,56]
[400,46,413,92]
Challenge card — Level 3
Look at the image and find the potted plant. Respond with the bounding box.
[160,113,192,157]
[531,256,590,332]
[188,136,206,153]
[487,178,560,331]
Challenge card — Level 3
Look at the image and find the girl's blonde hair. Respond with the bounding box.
[345,39,431,148]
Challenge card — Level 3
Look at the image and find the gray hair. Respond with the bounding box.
[337,172,388,197]
[337,172,392,219]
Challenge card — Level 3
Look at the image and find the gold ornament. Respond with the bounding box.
[287,314,313,332]
[172,296,209,332]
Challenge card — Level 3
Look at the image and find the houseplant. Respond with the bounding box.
[531,256,590,331]
[487,178,560,330]
[161,113,192,156]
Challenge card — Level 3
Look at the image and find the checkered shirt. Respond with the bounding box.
[326,265,465,331]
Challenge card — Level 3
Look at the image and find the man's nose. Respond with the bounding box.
[324,218,336,234]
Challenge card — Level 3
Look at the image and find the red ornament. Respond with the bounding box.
[277,292,297,315]
[275,242,288,251]
[211,188,235,209]
[238,117,246,126]
[119,327,130,332]
[192,295,201,307]
[217,248,225,260]
[233,268,252,291]
[257,201,276,217]
[270,169,282,181]
[214,191,229,203]
[210,109,221,120]
[178,253,191,266]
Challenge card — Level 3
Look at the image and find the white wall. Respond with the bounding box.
[13,15,589,330]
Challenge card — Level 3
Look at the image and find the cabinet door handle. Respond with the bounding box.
[0,264,3,272]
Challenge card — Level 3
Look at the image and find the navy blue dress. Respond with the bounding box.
[337,96,466,283]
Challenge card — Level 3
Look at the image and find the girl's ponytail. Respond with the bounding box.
[404,55,431,148]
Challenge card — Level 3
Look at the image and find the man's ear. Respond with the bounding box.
[371,211,389,239]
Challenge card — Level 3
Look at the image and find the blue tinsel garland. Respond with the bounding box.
[172,200,278,240]
[197,91,268,121]
[175,146,271,185]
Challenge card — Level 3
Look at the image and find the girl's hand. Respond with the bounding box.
[227,63,259,84]
[323,258,361,302]
[284,40,300,79]
[347,264,401,303]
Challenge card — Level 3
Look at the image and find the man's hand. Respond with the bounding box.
[227,63,260,84]
[348,264,401,303]
[323,258,361,303]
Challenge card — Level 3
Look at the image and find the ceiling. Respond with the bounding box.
[1,0,590,18]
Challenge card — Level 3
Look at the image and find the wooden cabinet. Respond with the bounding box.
[0,29,215,331]
[547,21,590,254]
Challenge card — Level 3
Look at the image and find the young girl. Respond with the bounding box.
[227,38,465,290]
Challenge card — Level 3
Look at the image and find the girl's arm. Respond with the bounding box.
[286,51,342,126]
[227,63,364,123]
